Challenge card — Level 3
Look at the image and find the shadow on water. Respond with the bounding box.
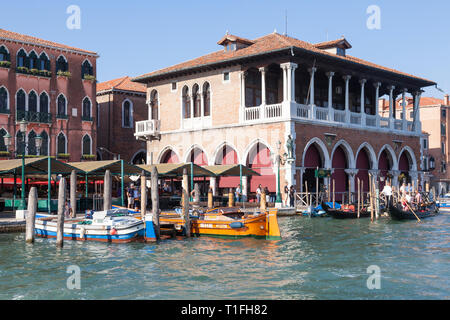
[0,214,449,300]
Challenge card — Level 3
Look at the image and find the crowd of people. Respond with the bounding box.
[381,181,427,211]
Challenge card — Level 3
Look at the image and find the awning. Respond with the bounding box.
[68,160,149,176]
[204,164,260,177]
[0,157,80,176]
[137,163,216,178]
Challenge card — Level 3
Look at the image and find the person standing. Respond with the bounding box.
[289,185,295,208]
[235,184,242,203]
[283,184,289,207]
[256,184,262,203]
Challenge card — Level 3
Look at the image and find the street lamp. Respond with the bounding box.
[271,140,288,205]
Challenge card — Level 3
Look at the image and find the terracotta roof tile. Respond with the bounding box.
[0,28,97,56]
[97,76,146,94]
[133,32,434,85]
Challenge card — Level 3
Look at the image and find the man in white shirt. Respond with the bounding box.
[382,181,393,206]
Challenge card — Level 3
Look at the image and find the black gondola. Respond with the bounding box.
[388,204,438,220]
[321,202,371,219]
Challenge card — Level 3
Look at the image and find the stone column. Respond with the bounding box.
[309,67,317,106]
[388,85,395,129]
[210,176,217,196]
[298,167,305,192]
[242,176,248,201]
[402,88,408,131]
[343,75,351,122]
[344,168,359,198]
[360,79,367,126]
[390,170,401,188]
[410,171,419,191]
[374,82,381,127]
[259,67,267,106]
[326,72,334,120]
[413,90,423,133]
[239,71,246,123]
[281,64,288,103]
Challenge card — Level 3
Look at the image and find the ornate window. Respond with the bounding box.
[192,84,201,118]
[38,52,50,71]
[16,89,26,111]
[40,92,49,114]
[182,86,190,118]
[0,128,8,152]
[0,87,8,111]
[40,131,49,156]
[203,82,211,117]
[56,56,68,73]
[17,49,27,68]
[82,134,92,155]
[122,100,133,128]
[82,97,91,120]
[28,91,38,113]
[81,60,93,79]
[27,130,37,155]
[16,131,25,155]
[28,51,38,70]
[57,94,67,116]
[57,132,67,154]
[0,45,10,62]
[150,90,158,120]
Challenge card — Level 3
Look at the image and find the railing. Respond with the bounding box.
[315,107,329,121]
[244,106,260,121]
[264,103,282,119]
[56,114,69,120]
[379,117,389,129]
[350,112,361,125]
[81,115,94,122]
[394,119,402,131]
[333,110,346,123]
[135,119,161,138]
[365,114,377,127]
[16,110,52,123]
[296,104,310,119]
[0,107,10,115]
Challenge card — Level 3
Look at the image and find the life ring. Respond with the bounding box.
[110,228,118,235]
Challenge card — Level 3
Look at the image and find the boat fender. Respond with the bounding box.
[110,228,118,235]
[79,226,85,239]
[230,222,244,229]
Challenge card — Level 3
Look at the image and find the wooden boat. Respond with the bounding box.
[388,204,438,220]
[113,205,281,240]
[321,202,371,219]
[34,208,150,243]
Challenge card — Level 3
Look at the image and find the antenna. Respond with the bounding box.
[285,9,288,36]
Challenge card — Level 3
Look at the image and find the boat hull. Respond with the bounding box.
[321,202,370,219]
[388,205,438,220]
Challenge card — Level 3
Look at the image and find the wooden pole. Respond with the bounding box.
[357,178,360,218]
[228,188,235,208]
[182,168,190,237]
[315,167,319,207]
[348,177,351,205]
[332,179,335,209]
[361,180,364,211]
[194,183,200,204]
[70,170,76,218]
[305,181,309,207]
[260,189,267,212]
[56,178,66,248]
[140,171,147,220]
[151,166,160,240]
[103,170,112,211]
[208,189,213,209]
[369,174,374,222]
[25,187,37,243]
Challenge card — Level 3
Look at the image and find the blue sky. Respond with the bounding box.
[1,0,449,97]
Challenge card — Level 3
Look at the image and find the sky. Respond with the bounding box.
[1,0,449,98]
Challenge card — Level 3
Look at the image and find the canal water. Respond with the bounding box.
[0,214,449,300]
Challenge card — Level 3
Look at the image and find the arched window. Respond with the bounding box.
[81,60,93,79]
[0,128,8,152]
[56,56,68,73]
[16,89,26,111]
[38,52,50,71]
[28,51,38,70]
[203,82,211,117]
[28,91,37,113]
[17,49,27,68]
[57,94,67,116]
[0,87,8,111]
[57,132,66,155]
[82,97,91,119]
[40,92,49,113]
[122,100,133,128]
[150,90,158,120]
[27,130,37,155]
[182,86,190,118]
[82,134,92,155]
[192,84,201,118]
[40,131,49,156]
[0,45,10,62]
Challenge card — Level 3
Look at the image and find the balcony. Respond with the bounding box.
[134,119,161,140]
[16,110,52,124]
[241,102,419,135]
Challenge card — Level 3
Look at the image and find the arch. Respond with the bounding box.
[27,130,37,155]
[81,59,93,78]
[355,145,374,194]
[0,45,10,62]
[57,93,67,115]
[355,142,377,170]
[331,144,351,198]
[39,130,49,156]
[184,145,208,166]
[131,149,147,165]
[203,81,211,116]
[150,90,159,120]
[122,99,133,128]
[28,50,38,70]
[39,91,49,114]
[16,130,26,155]
[182,85,190,118]
[16,89,27,112]
[245,140,275,193]
[0,86,9,110]
[398,146,417,172]
[82,96,92,118]
[158,146,180,164]
[38,52,50,71]
[16,48,28,68]
[56,55,68,73]
[302,137,330,169]
[377,144,398,171]
[214,143,240,190]
[330,140,355,169]
[0,44,9,55]
[192,83,201,118]
[57,132,67,155]
[28,90,38,113]
[0,128,8,152]
[242,138,275,167]
[82,133,92,155]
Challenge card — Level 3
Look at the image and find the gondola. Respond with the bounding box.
[321,202,371,219]
[388,203,438,220]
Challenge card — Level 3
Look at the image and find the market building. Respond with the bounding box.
[0,28,98,162]
[132,32,436,200]
[96,76,147,164]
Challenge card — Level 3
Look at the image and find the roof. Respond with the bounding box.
[393,96,448,110]
[0,157,81,176]
[132,32,435,86]
[0,28,97,56]
[314,37,352,49]
[97,76,147,94]
[217,33,255,46]
[68,160,148,176]
[204,165,260,177]
[137,163,215,178]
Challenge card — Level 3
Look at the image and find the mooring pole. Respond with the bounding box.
[56,178,66,248]
[25,187,38,243]
[260,189,267,212]
[47,157,51,214]
[70,170,76,218]
[151,166,160,240]
[121,159,125,207]
[140,170,147,220]
[228,188,234,208]
[182,168,191,237]
[103,170,112,211]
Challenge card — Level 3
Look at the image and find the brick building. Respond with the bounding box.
[0,28,98,162]
[132,32,436,199]
[96,76,147,163]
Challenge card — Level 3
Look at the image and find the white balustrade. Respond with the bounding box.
[380,117,390,129]
[365,115,377,127]
[394,119,403,131]
[315,107,329,121]
[350,112,361,125]
[333,110,346,123]
[135,120,160,138]
[296,104,310,119]
[244,106,261,121]
[264,103,282,119]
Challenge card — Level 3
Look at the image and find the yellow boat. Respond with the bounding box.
[161,207,281,240]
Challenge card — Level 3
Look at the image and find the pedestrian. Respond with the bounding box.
[264,187,270,203]
[256,184,262,203]
[127,185,134,209]
[64,201,72,218]
[283,184,289,207]
[133,186,140,211]
[289,185,295,207]
[235,184,242,203]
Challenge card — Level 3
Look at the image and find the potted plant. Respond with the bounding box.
[57,70,72,78]
[82,154,96,160]
[39,70,52,77]
[83,74,96,81]
[0,61,11,68]
[57,153,70,159]
[16,66,29,74]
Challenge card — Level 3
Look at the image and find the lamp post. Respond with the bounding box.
[271,140,288,205]
[4,120,42,211]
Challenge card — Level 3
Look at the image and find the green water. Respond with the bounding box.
[0,214,449,300]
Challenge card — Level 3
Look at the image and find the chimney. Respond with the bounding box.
[445,94,449,106]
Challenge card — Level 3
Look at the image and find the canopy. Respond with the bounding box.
[204,164,260,177]
[68,160,149,176]
[137,163,216,178]
[0,157,80,176]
